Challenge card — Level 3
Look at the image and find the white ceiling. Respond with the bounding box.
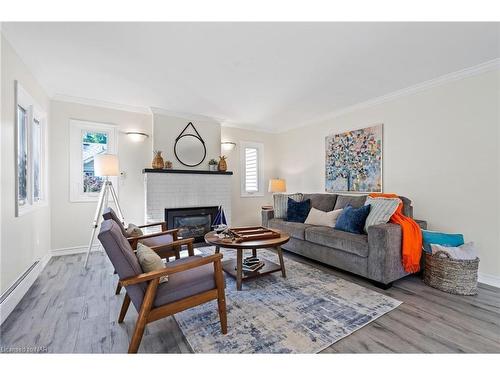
[2,22,499,132]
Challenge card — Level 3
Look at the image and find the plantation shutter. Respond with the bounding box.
[244,147,259,193]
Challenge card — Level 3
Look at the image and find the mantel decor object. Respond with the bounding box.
[164,160,173,169]
[174,122,207,167]
[152,150,165,169]
[218,156,228,172]
[208,158,218,171]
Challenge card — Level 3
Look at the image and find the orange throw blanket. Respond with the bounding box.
[369,193,422,273]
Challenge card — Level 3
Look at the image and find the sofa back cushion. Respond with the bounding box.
[273,193,303,219]
[334,195,367,210]
[98,219,146,310]
[303,193,338,212]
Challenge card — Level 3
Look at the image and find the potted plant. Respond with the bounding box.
[208,158,218,171]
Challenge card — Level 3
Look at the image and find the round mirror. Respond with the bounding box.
[174,134,207,167]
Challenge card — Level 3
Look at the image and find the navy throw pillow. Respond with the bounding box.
[286,198,311,223]
[335,204,371,234]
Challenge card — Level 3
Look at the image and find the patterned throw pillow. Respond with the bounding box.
[286,198,311,223]
[334,204,371,234]
[136,243,168,283]
[363,197,401,232]
[273,193,303,219]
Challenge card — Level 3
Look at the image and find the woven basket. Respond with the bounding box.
[423,251,479,295]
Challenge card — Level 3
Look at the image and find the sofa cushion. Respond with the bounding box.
[305,226,369,258]
[303,193,338,212]
[334,194,367,210]
[268,218,312,240]
[154,256,215,306]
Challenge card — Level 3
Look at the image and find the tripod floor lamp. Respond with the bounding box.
[84,154,125,268]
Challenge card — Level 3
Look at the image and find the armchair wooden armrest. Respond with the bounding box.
[128,229,182,249]
[137,221,168,231]
[120,253,223,286]
[149,237,194,253]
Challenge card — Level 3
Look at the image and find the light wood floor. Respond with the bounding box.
[1,250,499,353]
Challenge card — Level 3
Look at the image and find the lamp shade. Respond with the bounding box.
[268,178,286,193]
[94,154,119,177]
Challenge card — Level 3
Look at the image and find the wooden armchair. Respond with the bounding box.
[102,207,195,295]
[98,219,227,353]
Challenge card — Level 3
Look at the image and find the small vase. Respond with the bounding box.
[209,164,217,171]
[218,156,227,172]
[152,151,165,169]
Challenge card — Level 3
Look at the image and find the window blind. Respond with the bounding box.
[244,147,259,193]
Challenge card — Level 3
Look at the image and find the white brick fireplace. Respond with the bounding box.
[144,169,232,225]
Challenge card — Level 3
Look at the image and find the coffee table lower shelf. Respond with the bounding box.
[222,259,283,281]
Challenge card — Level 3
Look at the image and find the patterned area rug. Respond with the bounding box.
[175,246,401,353]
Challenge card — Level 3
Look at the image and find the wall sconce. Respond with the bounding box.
[126,131,149,142]
[221,141,236,152]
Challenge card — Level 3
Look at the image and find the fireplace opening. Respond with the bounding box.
[165,206,219,243]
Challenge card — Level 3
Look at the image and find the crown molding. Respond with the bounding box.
[283,58,500,133]
[220,122,280,134]
[51,94,151,115]
[149,106,225,124]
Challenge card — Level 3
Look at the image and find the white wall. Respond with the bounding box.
[50,101,152,251]
[152,112,221,170]
[221,126,278,226]
[1,36,51,294]
[276,68,500,279]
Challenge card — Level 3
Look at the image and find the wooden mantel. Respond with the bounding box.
[143,168,233,175]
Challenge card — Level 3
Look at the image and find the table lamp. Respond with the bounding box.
[268,178,287,193]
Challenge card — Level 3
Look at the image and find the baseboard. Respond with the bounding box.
[0,253,51,325]
[50,245,101,257]
[478,273,500,289]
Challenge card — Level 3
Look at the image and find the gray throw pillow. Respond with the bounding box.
[363,197,401,232]
[125,223,143,237]
[273,193,303,219]
[136,243,168,283]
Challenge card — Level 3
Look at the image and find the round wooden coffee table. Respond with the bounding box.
[204,229,290,291]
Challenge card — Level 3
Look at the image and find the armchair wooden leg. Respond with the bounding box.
[214,260,227,334]
[128,279,159,354]
[175,248,181,260]
[115,282,122,295]
[187,242,194,257]
[118,293,131,323]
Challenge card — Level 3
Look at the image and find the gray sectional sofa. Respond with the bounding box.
[262,193,427,288]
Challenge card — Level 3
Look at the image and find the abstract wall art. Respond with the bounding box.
[325,124,383,193]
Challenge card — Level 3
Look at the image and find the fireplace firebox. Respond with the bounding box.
[165,206,219,243]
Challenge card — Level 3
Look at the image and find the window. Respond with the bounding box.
[240,141,264,197]
[70,120,117,202]
[15,81,47,216]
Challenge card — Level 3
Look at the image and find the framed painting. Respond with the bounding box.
[325,124,383,193]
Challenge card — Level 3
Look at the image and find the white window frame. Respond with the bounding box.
[69,119,118,202]
[15,81,48,217]
[240,141,264,198]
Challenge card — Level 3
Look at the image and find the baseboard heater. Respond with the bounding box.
[0,261,39,305]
